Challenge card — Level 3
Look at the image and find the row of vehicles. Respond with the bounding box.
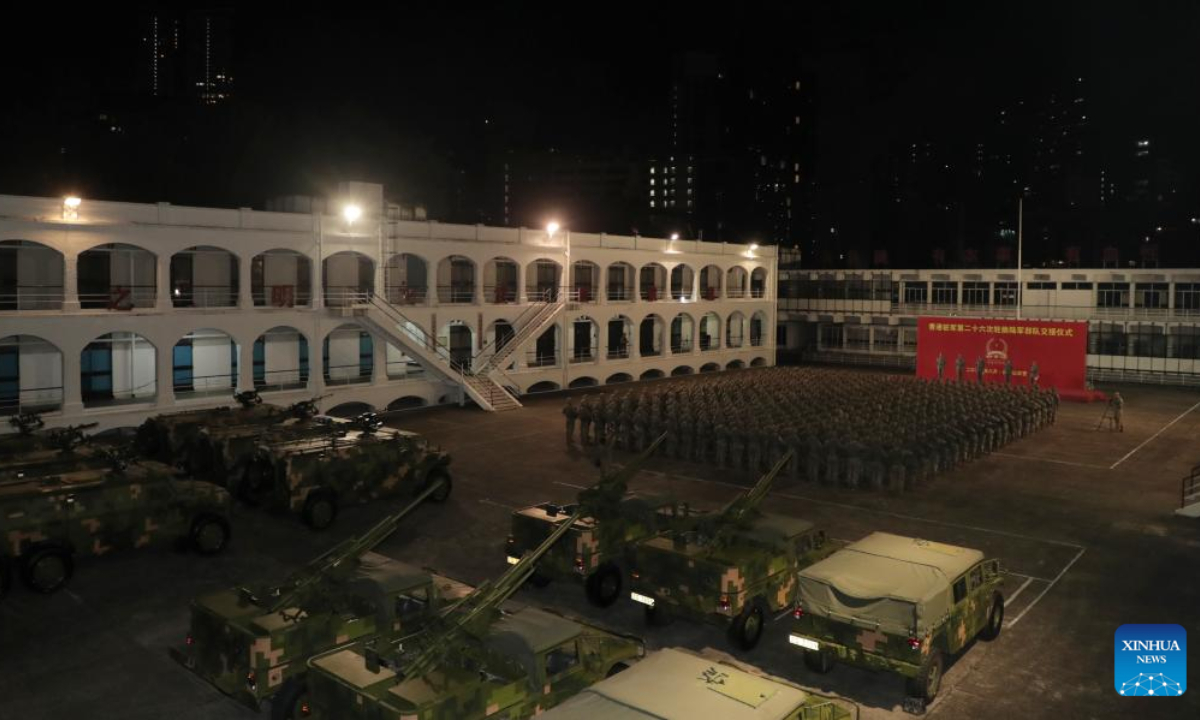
[0,394,452,597]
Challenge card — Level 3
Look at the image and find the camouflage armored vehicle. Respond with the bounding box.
[628,452,837,651]
[170,479,462,718]
[183,413,342,490]
[506,434,689,607]
[789,532,1004,703]
[537,646,858,720]
[135,391,311,465]
[302,504,645,720]
[0,454,231,597]
[236,420,451,529]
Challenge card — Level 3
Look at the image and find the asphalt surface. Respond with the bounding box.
[2,369,1199,719]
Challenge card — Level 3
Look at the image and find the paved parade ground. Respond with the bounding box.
[2,368,1199,719]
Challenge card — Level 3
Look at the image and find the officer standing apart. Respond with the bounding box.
[1110,392,1125,432]
[975,356,986,383]
[563,399,578,445]
[936,352,946,380]
[1004,358,1013,385]
[955,354,966,382]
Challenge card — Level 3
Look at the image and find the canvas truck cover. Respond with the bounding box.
[797,532,984,635]
[537,647,813,720]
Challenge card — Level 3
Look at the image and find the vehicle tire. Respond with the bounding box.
[728,600,766,651]
[979,592,1005,641]
[20,545,74,594]
[0,555,12,598]
[302,491,338,530]
[906,650,944,702]
[606,662,630,678]
[585,563,622,608]
[423,469,452,503]
[191,514,231,556]
[271,677,310,720]
[803,649,836,674]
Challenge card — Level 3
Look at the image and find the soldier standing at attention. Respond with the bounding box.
[936,352,946,380]
[563,399,578,445]
[1004,358,1014,385]
[1111,392,1125,432]
[714,422,729,466]
[1030,361,1040,388]
[955,354,966,383]
[975,356,986,383]
[578,397,594,445]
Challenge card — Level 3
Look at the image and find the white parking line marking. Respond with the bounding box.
[478,498,517,511]
[991,452,1108,470]
[1006,546,1087,628]
[1109,399,1200,469]
[1004,577,1035,606]
[1003,570,1054,583]
[553,481,588,490]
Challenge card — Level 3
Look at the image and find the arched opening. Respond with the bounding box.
[437,255,476,303]
[699,265,722,301]
[327,401,373,418]
[670,313,694,354]
[173,328,239,399]
[484,257,519,304]
[569,316,599,363]
[386,396,427,412]
[252,249,312,307]
[482,319,516,372]
[750,357,767,367]
[639,314,665,357]
[726,359,746,370]
[81,332,156,408]
[323,324,373,385]
[606,315,633,359]
[639,369,665,381]
[77,243,157,309]
[605,372,634,385]
[385,253,428,305]
[750,311,767,347]
[670,264,694,301]
[529,325,559,368]
[171,245,239,308]
[438,320,474,370]
[0,240,64,311]
[751,267,769,298]
[252,326,309,392]
[571,260,599,303]
[639,263,667,302]
[527,381,561,393]
[323,251,374,306]
[726,266,749,299]
[699,312,721,351]
[699,362,721,373]
[726,312,746,348]
[568,376,598,389]
[670,365,694,377]
[606,262,635,302]
[526,259,562,301]
[0,335,63,415]
[386,341,425,379]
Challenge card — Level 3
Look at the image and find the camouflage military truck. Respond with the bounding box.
[237,423,451,529]
[302,504,644,720]
[135,392,293,465]
[184,414,341,491]
[537,647,858,720]
[0,456,231,597]
[170,479,462,718]
[506,434,688,607]
[628,452,838,651]
[789,532,1004,704]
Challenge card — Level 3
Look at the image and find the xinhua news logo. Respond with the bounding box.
[1115,624,1186,697]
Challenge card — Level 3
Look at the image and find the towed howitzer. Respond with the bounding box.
[8,411,45,436]
[46,422,99,453]
[287,394,331,420]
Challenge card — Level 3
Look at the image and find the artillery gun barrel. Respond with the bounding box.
[578,432,666,515]
[704,450,794,548]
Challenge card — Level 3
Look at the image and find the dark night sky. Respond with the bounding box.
[3,2,1199,214]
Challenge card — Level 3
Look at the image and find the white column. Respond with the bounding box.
[62,253,80,311]
[426,261,437,306]
[237,339,255,393]
[156,254,172,311]
[239,255,254,309]
[474,263,485,306]
[61,345,84,415]
[155,342,174,407]
[372,333,388,384]
[517,262,527,304]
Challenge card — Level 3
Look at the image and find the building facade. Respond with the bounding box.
[0,185,776,431]
[779,264,1200,385]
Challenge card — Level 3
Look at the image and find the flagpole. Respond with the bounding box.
[1016,197,1023,320]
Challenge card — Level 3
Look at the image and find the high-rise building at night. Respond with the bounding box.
[140,7,233,105]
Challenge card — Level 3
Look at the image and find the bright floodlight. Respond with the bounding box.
[670,233,680,241]
[750,243,759,250]
[342,204,362,223]
[64,196,82,209]
[62,196,82,220]
[547,221,560,236]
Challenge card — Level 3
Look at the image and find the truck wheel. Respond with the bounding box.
[0,555,12,598]
[585,563,622,607]
[906,650,944,701]
[606,662,630,678]
[979,592,1005,641]
[803,649,836,674]
[191,514,231,556]
[21,545,74,594]
[424,470,452,503]
[729,600,766,651]
[302,491,338,530]
[271,677,310,720]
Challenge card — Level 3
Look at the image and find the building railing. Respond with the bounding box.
[526,284,560,301]
[0,287,64,311]
[254,367,309,393]
[726,288,747,299]
[385,285,428,305]
[700,286,721,301]
[386,359,426,378]
[782,298,1200,322]
[526,351,559,368]
[79,285,157,310]
[607,347,630,360]
[252,285,312,307]
[0,385,64,416]
[640,286,663,302]
[172,285,238,308]
[670,288,694,301]
[670,341,693,354]
[484,284,519,304]
[699,336,719,351]
[573,285,597,303]
[751,287,767,298]
[173,373,237,398]
[640,347,663,357]
[324,362,372,385]
[569,349,596,363]
[438,284,477,303]
[324,286,373,307]
[607,287,634,302]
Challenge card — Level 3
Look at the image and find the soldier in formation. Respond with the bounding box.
[561,366,1058,494]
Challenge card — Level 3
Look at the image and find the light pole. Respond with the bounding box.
[1017,197,1024,320]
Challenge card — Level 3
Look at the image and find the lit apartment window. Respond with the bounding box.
[650,178,655,186]
[687,200,693,207]
[650,190,656,197]
[650,167,656,174]
[687,188,692,195]
[650,200,656,208]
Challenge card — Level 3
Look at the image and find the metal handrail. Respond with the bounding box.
[473,289,558,372]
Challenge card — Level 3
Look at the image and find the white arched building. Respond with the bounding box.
[0,183,776,429]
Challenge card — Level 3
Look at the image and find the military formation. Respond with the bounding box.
[563,366,1058,491]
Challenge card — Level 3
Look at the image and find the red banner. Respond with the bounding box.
[916,317,1088,393]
